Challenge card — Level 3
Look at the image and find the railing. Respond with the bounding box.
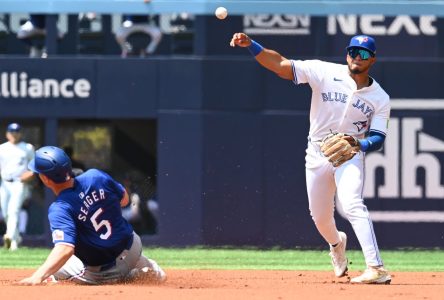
[0,0,443,16]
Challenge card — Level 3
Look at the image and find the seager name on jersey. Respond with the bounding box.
[321,92,348,103]
[78,189,106,222]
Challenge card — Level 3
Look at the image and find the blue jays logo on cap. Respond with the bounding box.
[346,35,376,55]
[356,36,369,44]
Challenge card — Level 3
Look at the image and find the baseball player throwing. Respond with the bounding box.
[0,123,35,251]
[19,146,166,285]
[230,33,391,284]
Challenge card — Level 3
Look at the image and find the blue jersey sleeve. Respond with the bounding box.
[100,170,125,201]
[48,202,76,246]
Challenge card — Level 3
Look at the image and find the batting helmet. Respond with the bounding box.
[28,146,73,183]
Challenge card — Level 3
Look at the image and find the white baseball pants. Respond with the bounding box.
[305,142,384,267]
[0,181,27,242]
[54,232,150,284]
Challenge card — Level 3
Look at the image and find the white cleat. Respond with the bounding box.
[144,258,167,282]
[329,231,348,277]
[351,266,391,284]
[9,236,22,251]
[10,240,18,251]
[130,258,167,283]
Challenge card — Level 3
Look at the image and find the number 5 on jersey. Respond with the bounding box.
[91,208,112,239]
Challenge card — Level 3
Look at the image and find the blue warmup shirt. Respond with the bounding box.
[48,169,134,266]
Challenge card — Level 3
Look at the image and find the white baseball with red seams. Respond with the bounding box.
[291,59,390,267]
[215,7,228,20]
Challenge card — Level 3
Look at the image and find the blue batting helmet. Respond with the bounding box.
[28,146,73,183]
[7,123,21,132]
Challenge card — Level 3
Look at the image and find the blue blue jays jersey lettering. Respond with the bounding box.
[48,169,133,266]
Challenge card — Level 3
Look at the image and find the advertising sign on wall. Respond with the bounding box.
[361,100,444,225]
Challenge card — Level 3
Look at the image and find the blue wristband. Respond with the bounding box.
[358,139,370,152]
[247,40,264,57]
[358,132,385,152]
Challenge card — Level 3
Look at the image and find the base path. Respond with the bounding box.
[0,269,442,300]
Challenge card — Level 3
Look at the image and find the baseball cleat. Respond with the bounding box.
[130,259,167,283]
[43,275,58,284]
[3,235,11,250]
[10,240,18,251]
[144,258,167,283]
[9,236,22,251]
[329,231,348,277]
[350,266,391,284]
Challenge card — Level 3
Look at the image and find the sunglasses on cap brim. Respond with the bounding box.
[347,48,375,60]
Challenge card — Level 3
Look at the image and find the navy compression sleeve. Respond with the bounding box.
[358,131,386,152]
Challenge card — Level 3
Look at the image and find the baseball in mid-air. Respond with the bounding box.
[215,7,228,20]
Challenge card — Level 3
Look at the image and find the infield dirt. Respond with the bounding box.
[0,269,442,300]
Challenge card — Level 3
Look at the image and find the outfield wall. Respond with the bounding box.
[1,56,443,248]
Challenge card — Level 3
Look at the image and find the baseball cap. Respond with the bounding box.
[346,35,376,55]
[7,123,21,132]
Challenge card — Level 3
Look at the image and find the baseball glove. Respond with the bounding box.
[320,133,361,167]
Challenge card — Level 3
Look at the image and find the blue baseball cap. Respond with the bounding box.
[346,35,376,55]
[7,123,21,132]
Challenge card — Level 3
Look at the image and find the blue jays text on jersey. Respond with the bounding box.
[352,98,374,118]
[321,91,374,120]
[321,92,348,103]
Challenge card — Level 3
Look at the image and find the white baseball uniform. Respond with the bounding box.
[291,59,390,267]
[0,140,35,244]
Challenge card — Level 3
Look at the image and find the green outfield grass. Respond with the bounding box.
[0,247,443,271]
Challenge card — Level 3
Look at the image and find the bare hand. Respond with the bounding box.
[230,32,252,48]
[16,276,43,286]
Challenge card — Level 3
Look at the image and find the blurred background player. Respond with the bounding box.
[17,14,46,39]
[0,123,35,250]
[20,146,166,285]
[16,14,63,58]
[16,14,47,58]
[120,172,159,235]
[115,14,163,57]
